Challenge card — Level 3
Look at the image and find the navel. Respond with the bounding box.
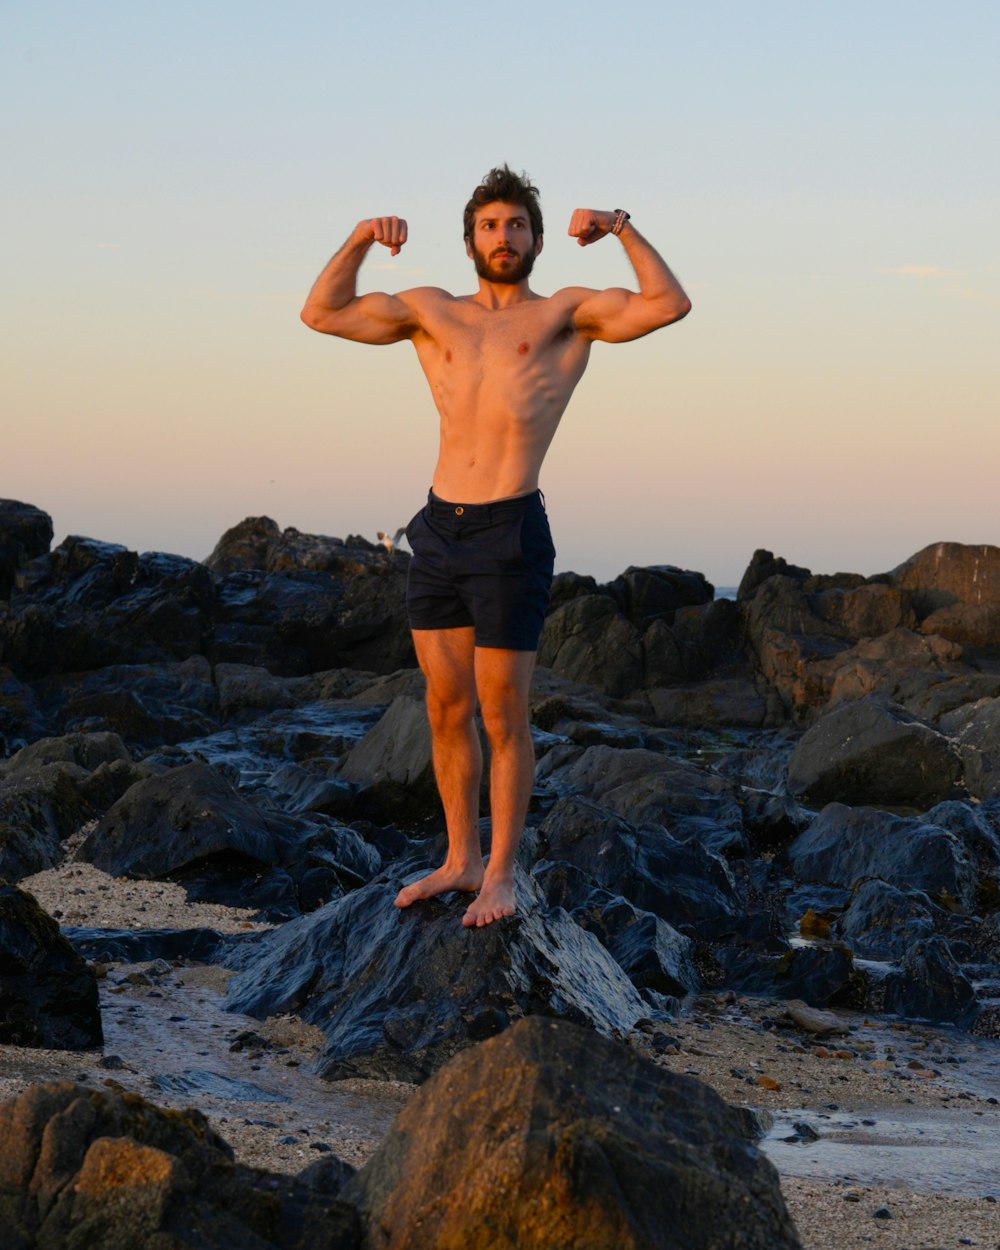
[517,341,530,355]
[445,349,453,363]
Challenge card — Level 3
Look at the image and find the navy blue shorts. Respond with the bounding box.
[405,490,556,650]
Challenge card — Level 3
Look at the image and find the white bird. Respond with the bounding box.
[377,527,406,553]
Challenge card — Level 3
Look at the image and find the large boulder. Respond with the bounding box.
[344,1016,802,1250]
[0,1081,360,1249]
[538,594,646,696]
[788,803,979,911]
[0,883,102,1049]
[836,880,939,960]
[886,541,1000,610]
[77,761,279,879]
[879,935,979,1025]
[786,695,964,808]
[225,868,648,1083]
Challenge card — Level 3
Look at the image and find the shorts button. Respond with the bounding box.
[455,506,464,515]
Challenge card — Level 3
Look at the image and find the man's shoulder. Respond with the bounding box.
[397,285,458,309]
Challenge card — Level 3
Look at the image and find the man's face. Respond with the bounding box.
[466,201,543,284]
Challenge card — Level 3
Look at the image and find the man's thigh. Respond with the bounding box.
[412,626,477,705]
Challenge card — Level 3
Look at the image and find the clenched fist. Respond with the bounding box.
[361,216,408,256]
[567,209,618,247]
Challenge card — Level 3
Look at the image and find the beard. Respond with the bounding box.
[471,243,537,284]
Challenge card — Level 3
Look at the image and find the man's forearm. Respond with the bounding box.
[302,224,376,321]
[616,221,691,316]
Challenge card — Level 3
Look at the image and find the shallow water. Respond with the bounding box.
[762,1105,1000,1197]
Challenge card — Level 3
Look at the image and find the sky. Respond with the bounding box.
[3,1,998,588]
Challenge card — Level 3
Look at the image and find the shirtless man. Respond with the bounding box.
[300,165,690,928]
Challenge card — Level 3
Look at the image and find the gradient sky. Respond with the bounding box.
[4,1,998,587]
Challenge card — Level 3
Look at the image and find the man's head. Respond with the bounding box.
[464,164,543,285]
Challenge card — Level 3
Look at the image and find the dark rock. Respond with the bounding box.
[923,800,1000,911]
[714,943,857,1008]
[738,550,811,601]
[63,926,242,964]
[786,695,964,808]
[646,678,777,728]
[606,564,714,625]
[297,1152,357,1197]
[3,539,217,678]
[788,804,978,911]
[225,867,648,1083]
[940,698,1000,799]
[880,936,979,1024]
[214,662,300,719]
[344,1016,802,1250]
[0,759,100,882]
[335,695,440,821]
[33,655,220,750]
[809,584,916,639]
[0,883,102,1049]
[1,730,131,777]
[546,569,602,611]
[538,594,645,696]
[550,744,747,854]
[203,514,284,573]
[836,881,939,960]
[535,796,740,929]
[0,1080,360,1249]
[0,501,53,600]
[571,893,700,999]
[78,761,279,879]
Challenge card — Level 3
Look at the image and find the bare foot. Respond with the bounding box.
[462,878,516,928]
[394,863,483,909]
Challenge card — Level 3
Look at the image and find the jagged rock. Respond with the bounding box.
[570,892,700,1000]
[880,935,979,1024]
[538,594,646,696]
[0,501,53,599]
[214,662,300,719]
[344,1016,802,1250]
[549,744,747,854]
[788,803,979,911]
[606,564,714,625]
[0,883,102,1049]
[2,539,217,678]
[787,694,964,808]
[0,765,97,882]
[939,698,1000,799]
[0,1081,360,1249]
[31,655,220,750]
[737,550,811,601]
[1,730,131,777]
[836,880,939,960]
[225,867,648,1083]
[809,584,917,639]
[534,795,740,929]
[203,514,284,572]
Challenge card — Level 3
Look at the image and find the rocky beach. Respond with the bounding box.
[2,497,1000,1249]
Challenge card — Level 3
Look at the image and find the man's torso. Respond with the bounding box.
[401,287,596,502]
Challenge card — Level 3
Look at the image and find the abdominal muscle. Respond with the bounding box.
[414,301,592,503]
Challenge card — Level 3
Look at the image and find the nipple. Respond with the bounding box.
[517,342,530,355]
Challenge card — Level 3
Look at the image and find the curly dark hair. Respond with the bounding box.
[463,164,543,243]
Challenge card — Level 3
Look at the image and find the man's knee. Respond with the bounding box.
[425,689,477,736]
[479,690,530,746]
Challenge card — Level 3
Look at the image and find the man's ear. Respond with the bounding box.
[465,235,473,260]
[534,233,544,257]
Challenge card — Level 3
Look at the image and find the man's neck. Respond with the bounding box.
[471,278,538,310]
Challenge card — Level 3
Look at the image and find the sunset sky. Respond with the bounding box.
[4,1,998,588]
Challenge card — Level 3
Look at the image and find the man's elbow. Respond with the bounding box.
[663,294,692,326]
[300,304,327,333]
